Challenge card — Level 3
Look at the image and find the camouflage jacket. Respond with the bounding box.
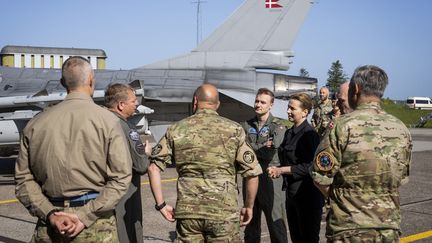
[311,102,412,238]
[312,99,333,137]
[241,114,287,166]
[151,108,262,221]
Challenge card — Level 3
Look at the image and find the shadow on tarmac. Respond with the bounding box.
[0,236,26,243]
[143,231,176,242]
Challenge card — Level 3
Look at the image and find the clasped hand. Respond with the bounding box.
[48,212,85,237]
[267,166,281,178]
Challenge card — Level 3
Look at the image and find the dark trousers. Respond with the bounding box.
[116,173,143,243]
[244,173,288,243]
[286,191,323,243]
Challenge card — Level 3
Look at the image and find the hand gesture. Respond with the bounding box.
[160,204,175,222]
[267,166,281,179]
[144,140,152,156]
[48,212,75,235]
[240,207,253,226]
[54,212,85,237]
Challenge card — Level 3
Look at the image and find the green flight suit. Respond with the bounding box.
[242,114,288,243]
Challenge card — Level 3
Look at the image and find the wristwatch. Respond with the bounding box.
[155,201,166,211]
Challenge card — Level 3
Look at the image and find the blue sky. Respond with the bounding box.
[1,0,431,100]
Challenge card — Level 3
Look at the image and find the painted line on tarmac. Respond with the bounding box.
[141,178,177,185]
[0,199,18,205]
[401,230,432,243]
[0,178,178,205]
[3,177,430,243]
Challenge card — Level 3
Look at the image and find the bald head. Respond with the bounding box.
[61,56,94,94]
[193,84,220,111]
[319,87,329,102]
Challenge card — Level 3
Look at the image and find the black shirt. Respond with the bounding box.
[279,119,320,198]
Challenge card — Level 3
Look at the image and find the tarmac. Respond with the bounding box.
[0,128,431,242]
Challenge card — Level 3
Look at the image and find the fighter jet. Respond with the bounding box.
[0,0,316,155]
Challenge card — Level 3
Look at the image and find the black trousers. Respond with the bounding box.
[286,190,324,243]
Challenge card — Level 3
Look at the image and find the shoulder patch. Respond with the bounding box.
[248,127,257,134]
[243,151,255,164]
[151,144,162,156]
[129,130,140,141]
[315,151,335,172]
[259,126,270,137]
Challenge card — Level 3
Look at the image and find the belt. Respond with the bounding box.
[49,192,99,207]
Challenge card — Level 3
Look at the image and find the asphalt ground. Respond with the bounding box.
[0,128,431,242]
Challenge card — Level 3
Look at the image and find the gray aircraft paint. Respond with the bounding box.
[0,0,315,154]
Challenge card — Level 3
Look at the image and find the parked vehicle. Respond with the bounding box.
[406,97,432,110]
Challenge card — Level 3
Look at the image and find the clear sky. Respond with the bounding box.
[1,0,431,100]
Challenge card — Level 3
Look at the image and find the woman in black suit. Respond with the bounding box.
[268,93,324,243]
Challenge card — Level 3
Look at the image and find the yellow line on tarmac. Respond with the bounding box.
[0,199,18,205]
[401,230,432,243]
[141,178,177,185]
[0,178,178,205]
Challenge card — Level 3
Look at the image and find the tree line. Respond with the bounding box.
[299,60,347,94]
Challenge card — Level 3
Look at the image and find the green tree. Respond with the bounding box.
[299,67,309,77]
[326,60,347,93]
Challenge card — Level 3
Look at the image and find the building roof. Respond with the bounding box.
[0,45,106,57]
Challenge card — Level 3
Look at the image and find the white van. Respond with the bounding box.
[406,97,432,110]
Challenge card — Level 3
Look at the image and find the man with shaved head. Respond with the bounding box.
[312,86,333,138]
[148,84,262,242]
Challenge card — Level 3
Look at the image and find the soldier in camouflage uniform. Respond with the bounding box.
[105,83,152,243]
[312,87,333,138]
[311,65,412,242]
[148,84,262,242]
[242,88,288,243]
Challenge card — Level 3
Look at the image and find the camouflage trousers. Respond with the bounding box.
[176,218,241,243]
[31,207,118,243]
[328,229,400,243]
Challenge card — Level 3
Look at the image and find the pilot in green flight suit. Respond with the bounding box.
[242,88,289,243]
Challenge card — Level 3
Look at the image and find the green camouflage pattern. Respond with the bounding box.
[150,108,262,221]
[176,218,241,242]
[31,210,118,243]
[329,229,400,243]
[312,99,333,137]
[311,102,412,238]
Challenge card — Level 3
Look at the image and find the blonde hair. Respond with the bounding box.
[290,93,313,114]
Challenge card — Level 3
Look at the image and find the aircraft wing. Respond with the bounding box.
[219,89,288,119]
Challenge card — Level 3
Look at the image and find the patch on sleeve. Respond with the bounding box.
[259,126,270,137]
[315,151,335,172]
[248,127,257,134]
[151,144,162,156]
[243,151,255,164]
[129,130,140,141]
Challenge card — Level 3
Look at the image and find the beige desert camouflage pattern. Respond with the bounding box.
[312,99,333,137]
[311,102,412,239]
[176,218,241,242]
[31,208,118,243]
[151,108,262,221]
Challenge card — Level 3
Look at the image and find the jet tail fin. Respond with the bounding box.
[142,0,313,71]
[195,0,312,53]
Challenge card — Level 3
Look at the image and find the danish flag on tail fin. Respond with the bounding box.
[265,0,282,8]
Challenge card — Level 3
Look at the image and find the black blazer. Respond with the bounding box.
[279,120,320,198]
